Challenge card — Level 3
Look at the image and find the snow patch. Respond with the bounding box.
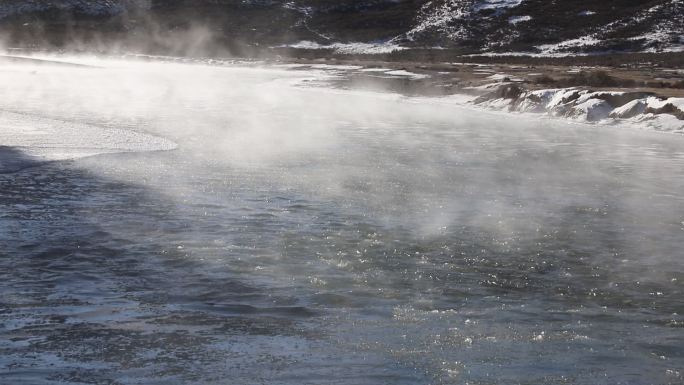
[385,70,430,80]
[610,100,647,119]
[474,86,684,131]
[647,97,684,111]
[508,15,531,24]
[566,98,613,122]
[474,0,524,11]
[406,0,525,41]
[0,110,176,167]
[308,64,363,71]
[632,113,684,132]
[536,35,602,55]
[282,41,406,55]
[359,68,392,73]
[487,73,523,82]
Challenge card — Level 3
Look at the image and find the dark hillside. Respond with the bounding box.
[0,0,681,56]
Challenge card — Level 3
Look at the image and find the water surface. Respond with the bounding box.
[1,59,683,384]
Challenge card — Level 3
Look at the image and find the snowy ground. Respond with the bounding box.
[475,88,684,132]
[0,110,175,172]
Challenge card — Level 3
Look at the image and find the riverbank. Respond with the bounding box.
[3,51,683,132]
[269,52,684,132]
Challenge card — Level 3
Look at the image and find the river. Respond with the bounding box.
[1,57,683,384]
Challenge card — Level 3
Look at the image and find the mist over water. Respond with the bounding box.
[1,57,683,384]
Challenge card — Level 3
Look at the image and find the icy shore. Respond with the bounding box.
[0,109,176,173]
[274,61,684,133]
[473,85,684,132]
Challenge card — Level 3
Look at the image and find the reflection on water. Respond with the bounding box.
[1,59,683,384]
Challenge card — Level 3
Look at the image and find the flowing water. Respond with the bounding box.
[1,57,683,385]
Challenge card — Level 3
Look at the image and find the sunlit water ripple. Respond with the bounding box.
[1,58,683,384]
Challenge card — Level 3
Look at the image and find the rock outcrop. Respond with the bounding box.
[475,85,684,130]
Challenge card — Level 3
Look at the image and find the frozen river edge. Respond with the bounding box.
[2,53,683,145]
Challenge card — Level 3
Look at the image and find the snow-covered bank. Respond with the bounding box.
[0,110,176,172]
[276,61,684,133]
[2,52,683,174]
[473,85,684,132]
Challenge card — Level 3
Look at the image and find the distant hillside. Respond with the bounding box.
[0,0,682,56]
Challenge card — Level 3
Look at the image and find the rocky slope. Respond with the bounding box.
[0,0,682,55]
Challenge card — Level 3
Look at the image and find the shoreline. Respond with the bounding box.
[267,56,684,133]
[3,50,683,132]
